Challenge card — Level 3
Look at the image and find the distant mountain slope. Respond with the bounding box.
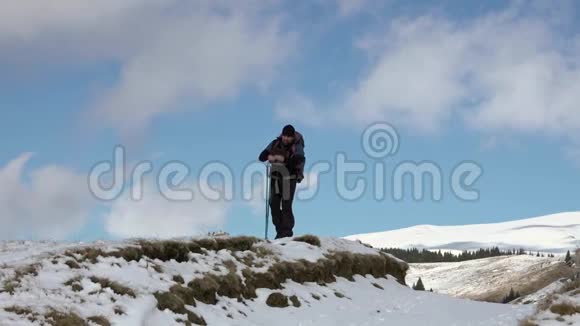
[406,255,575,303]
[345,212,580,253]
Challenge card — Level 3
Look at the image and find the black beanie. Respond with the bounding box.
[282,124,295,137]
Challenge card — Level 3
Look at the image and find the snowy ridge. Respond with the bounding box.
[0,236,533,325]
[345,212,580,253]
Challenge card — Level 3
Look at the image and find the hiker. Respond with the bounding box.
[258,124,305,239]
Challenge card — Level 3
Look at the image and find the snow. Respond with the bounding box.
[0,237,535,325]
[345,211,580,253]
[194,275,532,326]
[526,281,580,325]
[260,236,390,263]
[0,241,81,266]
[406,255,563,300]
[261,238,326,263]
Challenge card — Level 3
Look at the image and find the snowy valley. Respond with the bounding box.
[346,212,580,325]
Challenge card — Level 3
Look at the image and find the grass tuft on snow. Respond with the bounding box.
[266,292,289,308]
[65,236,261,264]
[89,276,136,298]
[293,235,321,247]
[289,295,301,307]
[154,291,206,325]
[45,309,85,326]
[549,302,580,315]
[1,263,40,295]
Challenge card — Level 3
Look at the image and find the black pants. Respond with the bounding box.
[269,176,297,239]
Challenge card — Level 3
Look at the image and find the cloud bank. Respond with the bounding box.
[0,154,91,239]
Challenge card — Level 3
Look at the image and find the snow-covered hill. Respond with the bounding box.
[0,236,533,325]
[346,212,580,253]
[406,255,575,303]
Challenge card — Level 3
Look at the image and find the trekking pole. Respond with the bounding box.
[264,163,271,240]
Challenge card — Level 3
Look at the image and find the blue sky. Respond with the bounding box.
[1,0,580,241]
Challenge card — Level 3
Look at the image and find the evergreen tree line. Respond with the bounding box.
[381,247,534,263]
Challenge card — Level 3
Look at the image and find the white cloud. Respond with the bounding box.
[335,0,371,17]
[0,154,92,239]
[0,0,145,40]
[275,94,327,128]
[104,180,229,238]
[343,17,467,132]
[0,0,167,62]
[341,5,580,139]
[0,1,293,136]
[93,10,292,135]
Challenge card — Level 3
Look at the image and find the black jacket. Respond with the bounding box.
[259,132,305,181]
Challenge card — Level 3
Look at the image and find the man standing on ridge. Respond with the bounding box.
[258,124,305,239]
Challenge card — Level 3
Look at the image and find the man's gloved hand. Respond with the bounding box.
[297,172,304,184]
[268,154,285,163]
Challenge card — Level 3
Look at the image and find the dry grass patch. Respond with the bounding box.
[169,284,196,307]
[45,310,86,326]
[113,307,125,315]
[64,276,83,292]
[237,252,256,267]
[89,277,136,298]
[289,295,301,307]
[173,275,185,284]
[518,319,539,326]
[4,306,37,322]
[550,302,580,316]
[154,291,206,325]
[184,250,408,306]
[65,260,81,269]
[1,280,19,295]
[65,247,105,264]
[293,235,321,247]
[1,264,41,294]
[222,260,237,273]
[187,275,221,305]
[266,292,289,308]
[66,236,262,265]
[4,306,34,315]
[71,283,83,292]
[150,263,164,273]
